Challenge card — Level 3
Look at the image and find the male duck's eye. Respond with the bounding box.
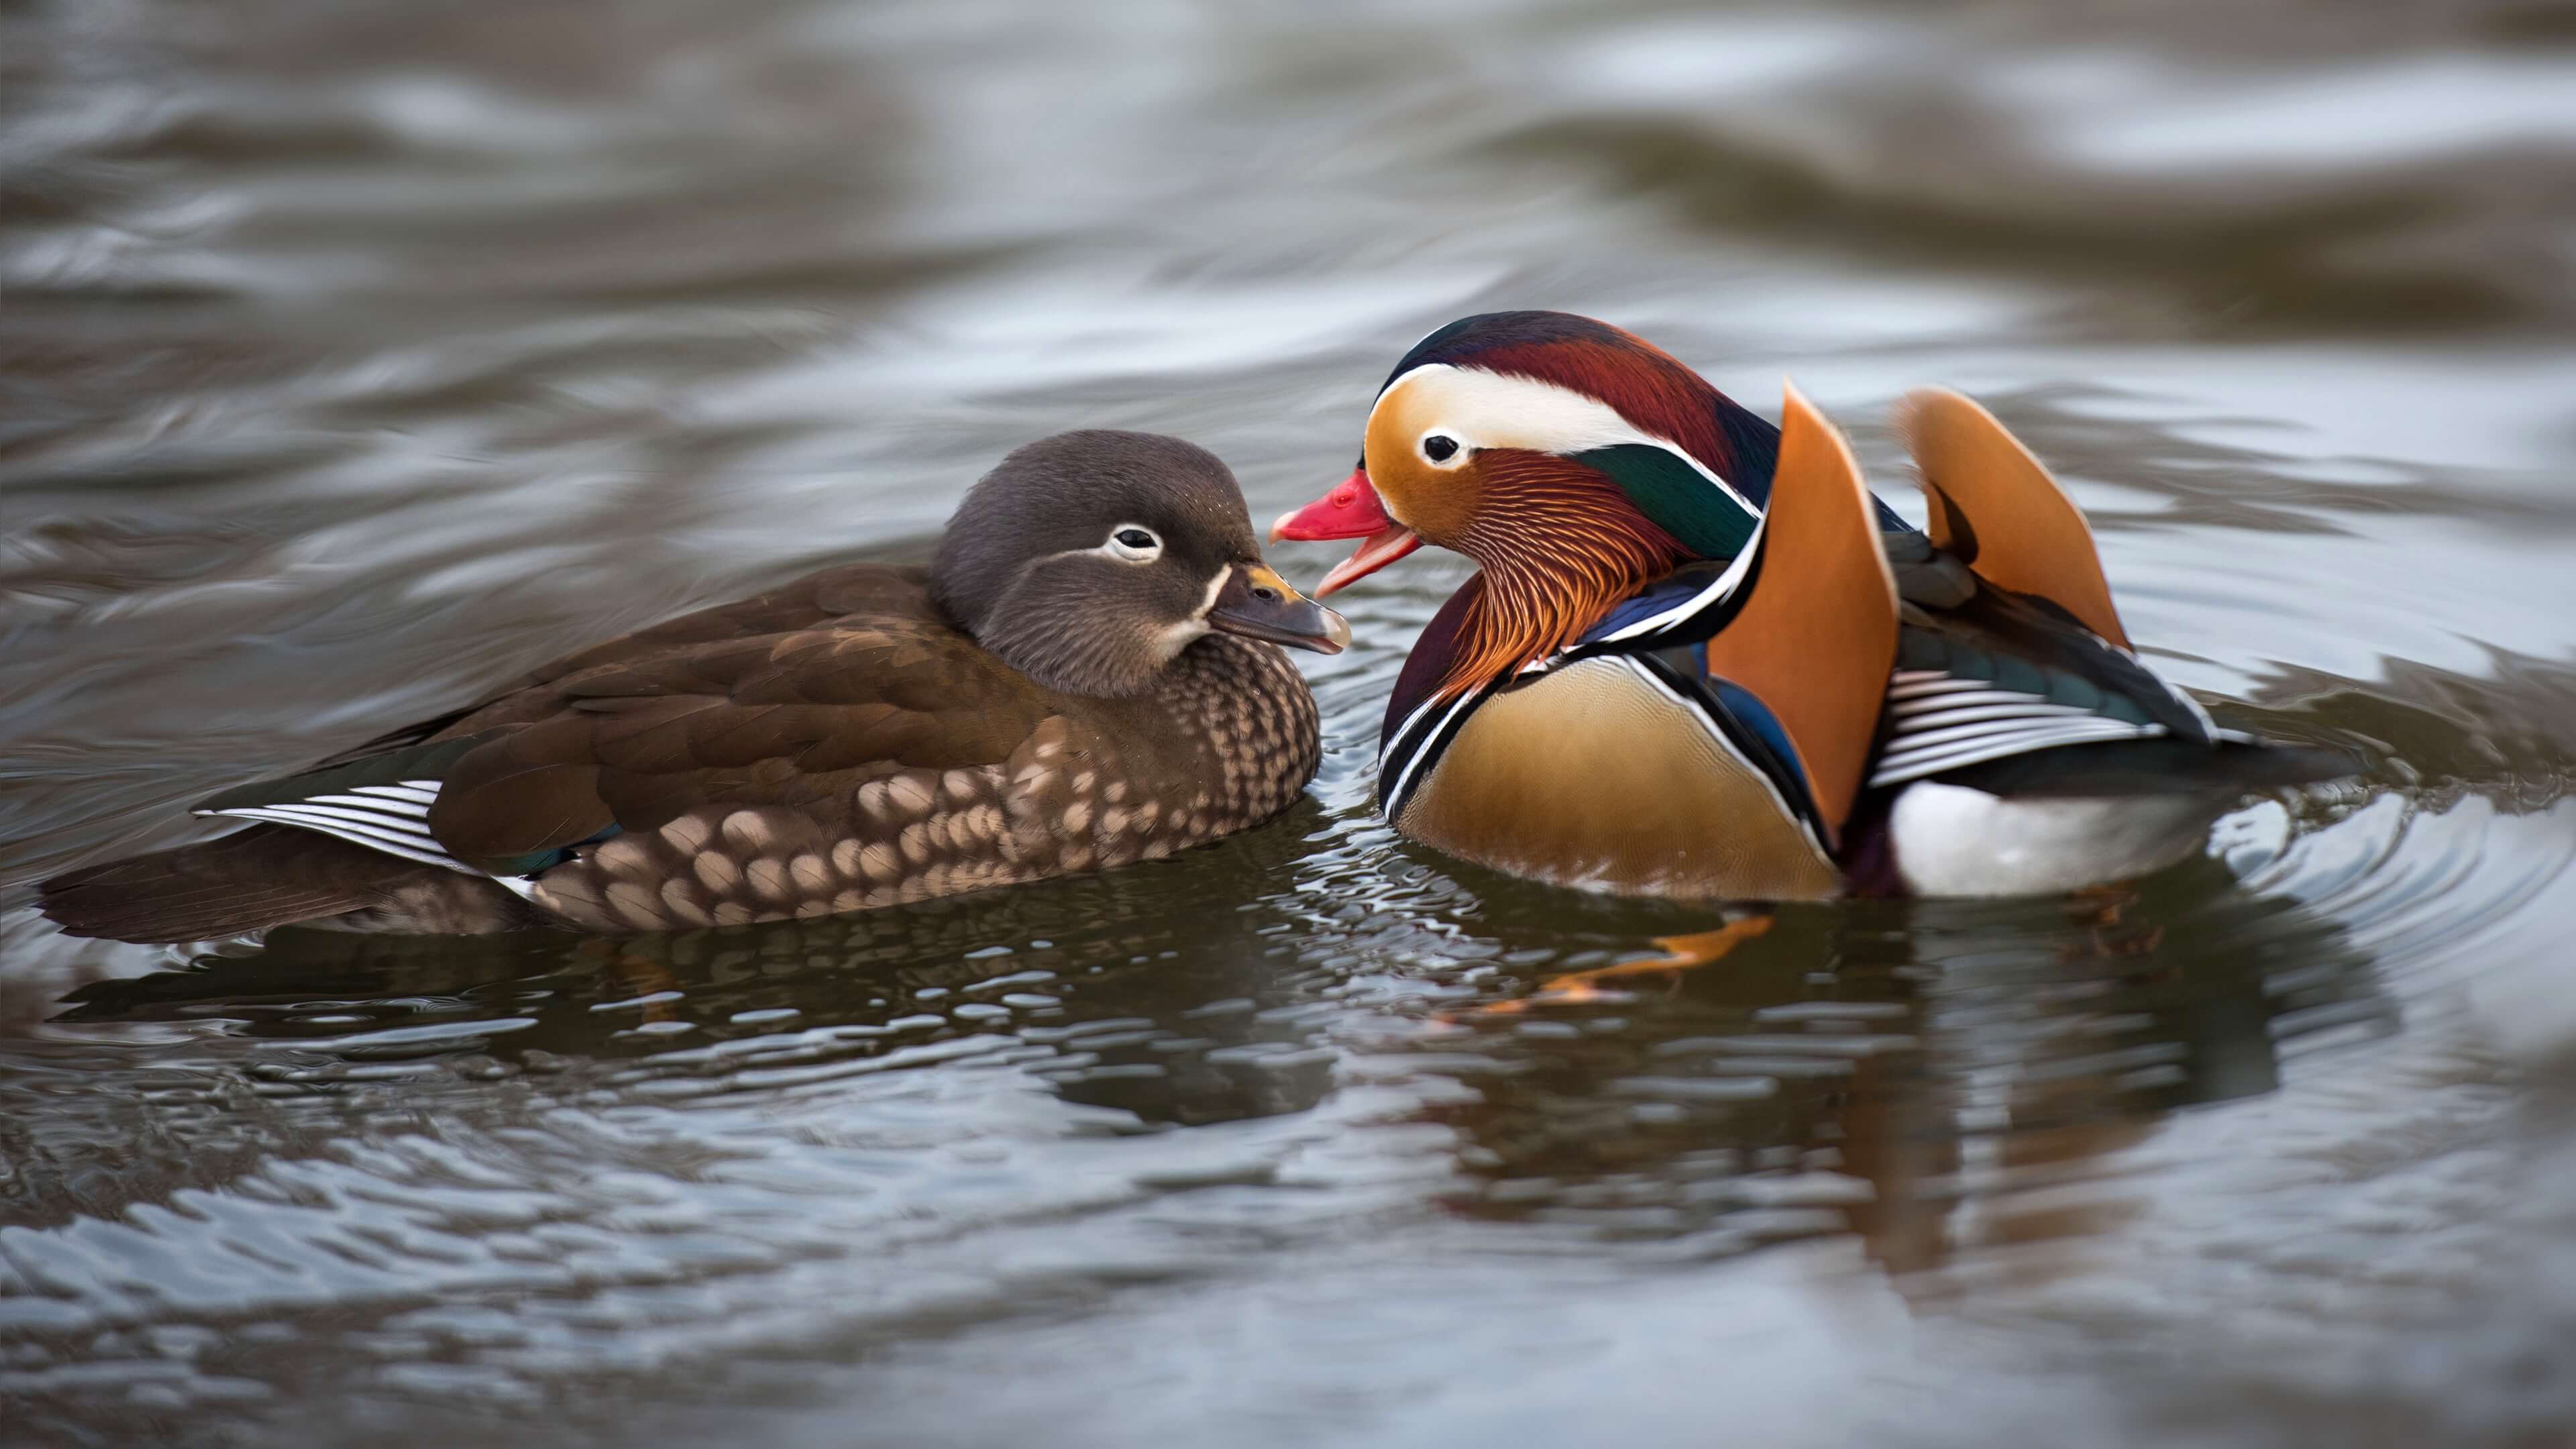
[1421,434,1460,463]
[1106,525,1162,561]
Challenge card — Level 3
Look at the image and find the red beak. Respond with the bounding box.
[1267,466,1423,598]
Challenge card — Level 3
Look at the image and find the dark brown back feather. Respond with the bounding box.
[414,566,1062,872]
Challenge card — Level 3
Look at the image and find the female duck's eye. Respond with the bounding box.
[1106,525,1162,561]
[1421,434,1460,463]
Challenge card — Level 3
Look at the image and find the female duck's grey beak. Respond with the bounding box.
[1207,564,1350,654]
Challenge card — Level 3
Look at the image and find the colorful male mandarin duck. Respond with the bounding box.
[1273,312,2347,899]
[41,431,1348,943]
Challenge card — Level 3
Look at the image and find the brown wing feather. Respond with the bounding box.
[1900,390,2131,650]
[1700,384,1898,847]
[311,565,938,765]
[420,570,1056,872]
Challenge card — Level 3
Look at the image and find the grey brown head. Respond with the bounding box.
[930,430,1350,697]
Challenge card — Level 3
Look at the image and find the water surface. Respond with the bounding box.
[5,1,2576,1444]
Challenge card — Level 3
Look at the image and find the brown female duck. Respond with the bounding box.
[40,431,1348,942]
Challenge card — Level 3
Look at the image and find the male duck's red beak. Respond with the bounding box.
[1268,466,1422,598]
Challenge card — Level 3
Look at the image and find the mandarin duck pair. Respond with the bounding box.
[38,313,2344,943]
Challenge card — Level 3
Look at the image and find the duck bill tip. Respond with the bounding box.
[1271,466,1419,598]
[1314,606,1353,653]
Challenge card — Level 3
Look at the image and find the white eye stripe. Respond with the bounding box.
[1376,362,1755,513]
[1102,524,1163,563]
[1379,363,1643,455]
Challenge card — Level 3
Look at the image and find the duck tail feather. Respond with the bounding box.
[36,825,420,943]
[1932,737,2361,799]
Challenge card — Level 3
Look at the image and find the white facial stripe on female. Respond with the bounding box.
[1153,562,1232,661]
[1193,563,1233,618]
[1375,362,1754,512]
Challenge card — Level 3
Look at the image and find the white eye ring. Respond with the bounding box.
[1104,524,1163,562]
[1419,431,1467,468]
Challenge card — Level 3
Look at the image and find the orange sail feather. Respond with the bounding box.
[1900,388,2131,650]
[1699,384,1900,847]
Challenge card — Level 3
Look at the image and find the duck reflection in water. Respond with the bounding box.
[53,796,1351,1129]
[1362,849,2385,1281]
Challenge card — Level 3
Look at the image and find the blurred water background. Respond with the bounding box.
[5,1,2576,1444]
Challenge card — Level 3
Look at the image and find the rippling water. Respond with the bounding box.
[6,1,2576,1444]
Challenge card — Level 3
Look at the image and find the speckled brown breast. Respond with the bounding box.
[524,631,1320,932]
